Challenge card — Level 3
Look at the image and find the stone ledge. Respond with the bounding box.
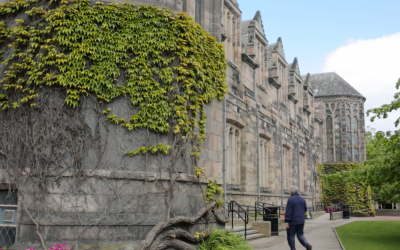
[310,211,326,219]
[252,221,271,237]
[330,211,343,220]
[375,209,400,216]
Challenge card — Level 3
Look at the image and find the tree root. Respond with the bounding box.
[149,228,210,250]
[138,202,216,250]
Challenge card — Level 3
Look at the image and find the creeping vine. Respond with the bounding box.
[0,0,227,156]
[0,0,228,249]
[319,163,375,216]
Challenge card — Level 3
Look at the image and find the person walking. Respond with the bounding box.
[285,185,312,250]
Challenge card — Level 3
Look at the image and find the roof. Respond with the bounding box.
[302,72,365,100]
[241,20,251,35]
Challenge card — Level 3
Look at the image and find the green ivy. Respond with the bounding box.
[206,179,224,208]
[0,0,228,155]
[319,163,375,216]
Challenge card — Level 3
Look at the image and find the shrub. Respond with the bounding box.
[198,229,253,250]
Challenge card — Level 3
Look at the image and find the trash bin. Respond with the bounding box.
[342,205,351,219]
[263,206,279,236]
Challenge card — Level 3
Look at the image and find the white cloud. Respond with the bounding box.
[323,32,400,132]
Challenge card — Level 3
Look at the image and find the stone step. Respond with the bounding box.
[236,229,259,236]
[245,233,266,241]
[225,226,253,232]
[225,226,267,241]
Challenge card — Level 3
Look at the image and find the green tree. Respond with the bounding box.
[364,77,400,203]
[360,128,400,203]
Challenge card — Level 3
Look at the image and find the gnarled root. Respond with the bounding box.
[138,202,216,250]
[149,228,210,250]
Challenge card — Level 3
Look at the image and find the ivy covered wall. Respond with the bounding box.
[0,0,228,247]
[319,163,375,216]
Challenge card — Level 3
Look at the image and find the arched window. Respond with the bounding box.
[354,149,359,162]
[353,117,358,130]
[346,116,352,161]
[260,139,269,187]
[346,116,351,130]
[283,148,291,190]
[326,103,344,162]
[353,133,358,145]
[326,116,332,130]
[326,109,334,162]
[334,116,341,145]
[299,155,305,192]
[334,115,342,162]
[226,125,241,184]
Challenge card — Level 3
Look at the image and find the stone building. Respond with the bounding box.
[218,0,366,208]
[0,0,368,247]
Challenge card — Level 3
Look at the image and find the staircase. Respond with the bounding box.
[225,226,266,240]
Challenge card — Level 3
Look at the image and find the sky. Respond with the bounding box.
[237,0,400,132]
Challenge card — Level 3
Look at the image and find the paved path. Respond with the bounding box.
[248,214,400,250]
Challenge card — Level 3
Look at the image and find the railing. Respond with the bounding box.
[255,202,285,219]
[254,202,266,221]
[228,201,249,239]
[307,202,326,213]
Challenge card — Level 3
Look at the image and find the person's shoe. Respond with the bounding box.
[306,244,312,250]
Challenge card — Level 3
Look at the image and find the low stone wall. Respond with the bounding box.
[311,211,326,219]
[330,211,343,220]
[375,209,400,216]
[279,218,286,231]
[252,221,271,237]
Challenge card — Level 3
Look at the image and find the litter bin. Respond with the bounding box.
[263,206,279,236]
[342,205,351,219]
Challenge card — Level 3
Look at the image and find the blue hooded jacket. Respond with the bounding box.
[284,193,307,225]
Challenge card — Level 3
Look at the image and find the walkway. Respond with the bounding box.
[248,213,400,250]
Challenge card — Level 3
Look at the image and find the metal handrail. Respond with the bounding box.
[254,202,285,219]
[229,201,249,239]
[254,201,271,221]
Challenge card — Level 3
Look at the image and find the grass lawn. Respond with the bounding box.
[335,221,400,250]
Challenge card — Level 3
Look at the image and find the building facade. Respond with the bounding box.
[0,0,368,247]
[218,0,366,208]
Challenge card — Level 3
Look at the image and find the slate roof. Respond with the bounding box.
[241,20,251,35]
[302,72,365,100]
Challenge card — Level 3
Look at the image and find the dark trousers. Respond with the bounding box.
[287,224,309,250]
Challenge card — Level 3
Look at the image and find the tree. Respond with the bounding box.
[364,77,400,203]
[360,128,400,203]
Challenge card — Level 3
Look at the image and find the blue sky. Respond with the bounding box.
[237,0,400,132]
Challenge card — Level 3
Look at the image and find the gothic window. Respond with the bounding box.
[260,139,269,187]
[353,117,358,130]
[336,147,342,162]
[283,148,291,190]
[231,17,236,61]
[346,115,352,161]
[353,133,358,145]
[347,148,352,160]
[326,102,343,162]
[326,116,332,130]
[226,125,241,184]
[299,155,305,192]
[354,148,359,162]
[346,116,351,130]
[334,116,341,146]
[344,104,360,162]
[328,148,334,162]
